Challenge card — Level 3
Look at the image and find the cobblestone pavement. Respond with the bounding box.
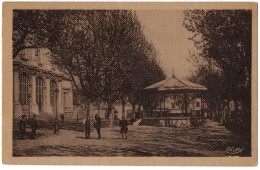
[13,119,249,157]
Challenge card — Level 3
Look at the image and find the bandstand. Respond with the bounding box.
[142,74,207,127]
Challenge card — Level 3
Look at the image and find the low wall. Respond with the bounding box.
[101,119,132,128]
[140,117,206,128]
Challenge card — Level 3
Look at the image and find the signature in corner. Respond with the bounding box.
[226,146,244,155]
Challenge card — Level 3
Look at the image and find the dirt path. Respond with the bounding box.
[13,119,249,157]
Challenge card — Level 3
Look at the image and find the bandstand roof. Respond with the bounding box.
[144,75,207,93]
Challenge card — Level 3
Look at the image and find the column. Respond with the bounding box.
[13,67,22,118]
[160,100,162,118]
[200,97,202,117]
[57,80,63,114]
[192,99,195,116]
[31,75,39,114]
[163,95,166,114]
[202,97,205,117]
[45,78,52,114]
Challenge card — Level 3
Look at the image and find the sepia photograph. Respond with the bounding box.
[2,2,257,166]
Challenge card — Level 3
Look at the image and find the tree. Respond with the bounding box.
[183,10,251,112]
[187,63,225,117]
[46,10,104,118]
[44,10,165,126]
[96,10,144,124]
[183,10,252,153]
[173,93,200,115]
[13,10,50,58]
[13,10,166,127]
[135,55,166,117]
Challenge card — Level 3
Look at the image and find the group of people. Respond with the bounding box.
[84,114,101,139]
[18,114,38,140]
[54,113,65,134]
[18,113,65,140]
[84,114,129,140]
[18,112,129,140]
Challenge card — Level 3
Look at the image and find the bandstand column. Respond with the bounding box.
[164,95,166,113]
[201,96,205,117]
[160,99,162,118]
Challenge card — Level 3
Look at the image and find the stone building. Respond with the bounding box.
[13,48,73,118]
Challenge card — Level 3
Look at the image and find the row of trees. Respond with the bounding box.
[183,10,252,147]
[13,10,166,126]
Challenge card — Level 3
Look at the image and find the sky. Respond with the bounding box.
[136,10,196,79]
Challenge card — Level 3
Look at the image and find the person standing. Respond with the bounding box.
[85,116,91,139]
[60,113,64,124]
[95,114,101,140]
[18,115,27,140]
[120,116,128,139]
[30,114,38,139]
[54,116,59,134]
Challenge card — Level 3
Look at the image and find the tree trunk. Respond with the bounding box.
[226,100,231,125]
[234,100,239,119]
[107,103,113,128]
[122,100,126,119]
[142,106,146,118]
[131,103,136,119]
[138,104,141,118]
[86,99,91,119]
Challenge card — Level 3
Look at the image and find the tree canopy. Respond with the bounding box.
[183,10,251,103]
[183,10,252,139]
[13,10,165,126]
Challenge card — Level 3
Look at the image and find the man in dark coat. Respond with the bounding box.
[30,114,38,139]
[95,114,101,139]
[120,116,128,139]
[85,116,91,139]
[60,113,64,124]
[18,115,27,140]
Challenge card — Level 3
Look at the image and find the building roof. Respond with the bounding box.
[144,75,207,93]
[13,48,71,81]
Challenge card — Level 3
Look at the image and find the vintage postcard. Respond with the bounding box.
[2,2,257,166]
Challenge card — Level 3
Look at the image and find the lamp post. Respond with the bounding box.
[75,102,79,122]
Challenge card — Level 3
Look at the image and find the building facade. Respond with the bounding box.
[13,48,73,118]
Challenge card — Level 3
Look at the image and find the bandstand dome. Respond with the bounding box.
[144,75,207,93]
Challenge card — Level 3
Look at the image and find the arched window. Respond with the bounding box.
[50,80,57,106]
[19,73,30,105]
[36,77,44,111]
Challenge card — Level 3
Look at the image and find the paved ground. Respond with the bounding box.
[13,119,249,157]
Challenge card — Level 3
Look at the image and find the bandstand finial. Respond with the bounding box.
[172,67,175,77]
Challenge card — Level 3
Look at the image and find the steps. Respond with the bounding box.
[132,119,142,126]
